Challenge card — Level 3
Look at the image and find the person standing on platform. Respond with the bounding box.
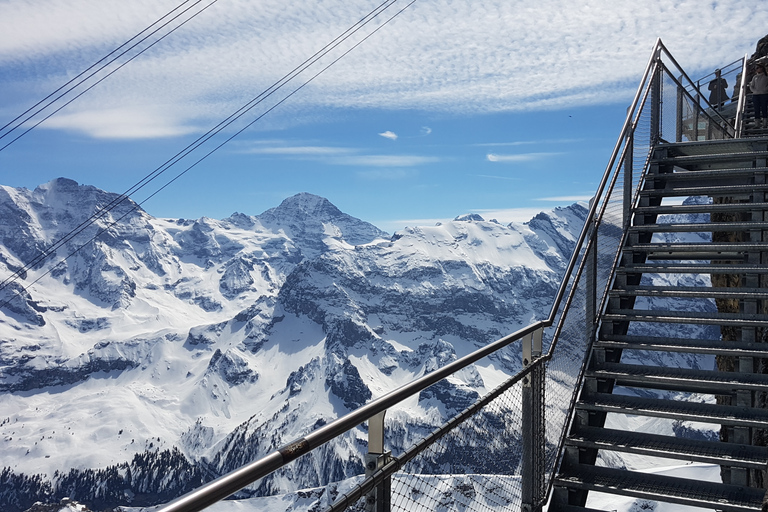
[708,69,729,108]
[749,64,768,128]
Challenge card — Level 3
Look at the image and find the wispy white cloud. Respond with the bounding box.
[420,126,432,136]
[242,145,355,155]
[332,155,440,167]
[486,152,560,162]
[2,1,766,138]
[379,131,398,140]
[474,138,584,147]
[42,107,197,139]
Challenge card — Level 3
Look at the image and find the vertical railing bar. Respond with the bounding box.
[735,54,749,137]
[676,77,684,142]
[522,327,545,512]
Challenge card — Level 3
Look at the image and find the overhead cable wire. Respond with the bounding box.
[0,0,218,152]
[0,0,418,308]
[0,0,399,289]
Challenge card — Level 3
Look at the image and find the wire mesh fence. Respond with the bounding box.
[391,377,527,512]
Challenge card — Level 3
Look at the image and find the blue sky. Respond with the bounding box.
[1,0,766,233]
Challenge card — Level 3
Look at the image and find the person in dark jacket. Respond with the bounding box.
[749,64,768,128]
[708,69,729,108]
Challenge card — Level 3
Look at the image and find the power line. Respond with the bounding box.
[0,0,218,152]
[0,0,418,310]
[0,0,399,287]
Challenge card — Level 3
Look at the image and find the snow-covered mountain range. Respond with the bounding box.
[0,179,718,512]
[0,178,591,511]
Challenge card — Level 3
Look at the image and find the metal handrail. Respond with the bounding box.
[324,355,547,512]
[156,38,737,512]
[158,321,546,512]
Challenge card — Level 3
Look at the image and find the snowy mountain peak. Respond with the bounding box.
[454,213,485,222]
[274,192,343,218]
[256,193,388,247]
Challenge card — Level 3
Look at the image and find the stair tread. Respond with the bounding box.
[555,464,766,511]
[640,183,768,197]
[655,138,768,156]
[619,263,768,273]
[629,242,768,251]
[588,362,768,391]
[603,309,768,327]
[568,425,768,468]
[628,221,768,232]
[596,334,768,357]
[609,285,768,299]
[653,150,768,163]
[577,393,768,427]
[649,166,768,179]
[635,202,768,215]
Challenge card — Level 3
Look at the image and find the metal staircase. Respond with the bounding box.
[550,137,768,511]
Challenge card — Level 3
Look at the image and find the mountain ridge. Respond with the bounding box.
[0,178,657,511]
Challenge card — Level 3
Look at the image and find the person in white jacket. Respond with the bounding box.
[749,64,768,128]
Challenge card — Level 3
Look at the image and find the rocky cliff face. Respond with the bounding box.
[0,178,601,510]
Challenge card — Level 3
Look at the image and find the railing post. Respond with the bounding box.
[365,411,391,512]
[623,130,634,229]
[521,327,544,512]
[734,54,749,138]
[586,219,598,344]
[650,56,662,144]
[676,78,684,142]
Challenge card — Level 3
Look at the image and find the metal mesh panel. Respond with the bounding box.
[389,378,527,512]
[538,71,657,499]
[658,58,733,142]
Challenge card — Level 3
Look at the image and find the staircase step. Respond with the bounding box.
[627,243,768,260]
[609,285,768,300]
[596,334,768,357]
[652,150,768,166]
[655,138,768,158]
[628,221,768,232]
[568,425,768,469]
[577,393,768,428]
[635,202,768,215]
[555,464,766,511]
[602,309,768,327]
[649,166,768,181]
[588,362,768,393]
[618,263,768,274]
[639,183,768,198]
